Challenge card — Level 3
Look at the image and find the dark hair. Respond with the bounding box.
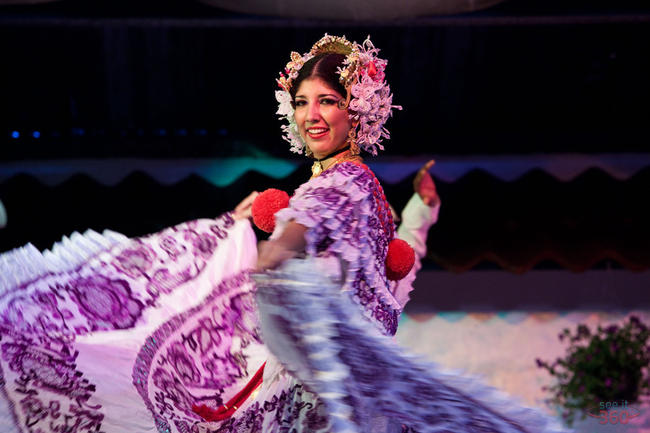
[290,53,347,102]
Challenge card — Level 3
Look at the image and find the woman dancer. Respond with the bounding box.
[198,34,569,433]
[0,35,568,433]
[192,34,413,432]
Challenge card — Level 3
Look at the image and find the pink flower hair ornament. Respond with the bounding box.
[275,34,402,156]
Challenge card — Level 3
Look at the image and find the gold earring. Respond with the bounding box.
[348,128,359,156]
[338,86,352,110]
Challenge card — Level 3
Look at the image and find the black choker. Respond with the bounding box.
[311,145,351,176]
[315,145,351,162]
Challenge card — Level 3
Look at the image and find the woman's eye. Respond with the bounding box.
[294,100,306,107]
[321,98,337,105]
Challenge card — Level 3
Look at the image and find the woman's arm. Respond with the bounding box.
[256,221,307,271]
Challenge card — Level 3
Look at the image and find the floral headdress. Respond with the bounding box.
[275,34,402,156]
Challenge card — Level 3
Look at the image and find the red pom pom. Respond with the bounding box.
[252,189,290,233]
[385,239,415,281]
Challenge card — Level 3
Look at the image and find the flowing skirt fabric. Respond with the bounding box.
[0,216,273,433]
[252,258,570,433]
[0,217,569,433]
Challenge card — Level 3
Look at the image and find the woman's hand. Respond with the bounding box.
[233,191,259,220]
[413,159,440,207]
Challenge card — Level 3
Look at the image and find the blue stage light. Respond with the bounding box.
[32,131,40,138]
[11,131,19,139]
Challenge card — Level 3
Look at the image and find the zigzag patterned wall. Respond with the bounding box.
[1,156,649,272]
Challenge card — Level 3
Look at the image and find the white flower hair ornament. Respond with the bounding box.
[275,34,402,156]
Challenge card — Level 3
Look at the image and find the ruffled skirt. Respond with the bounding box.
[249,258,569,433]
[0,215,569,433]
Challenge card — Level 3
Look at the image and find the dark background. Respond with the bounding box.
[1,1,650,159]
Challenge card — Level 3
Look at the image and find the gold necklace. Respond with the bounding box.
[311,150,363,178]
[311,145,351,177]
[311,160,325,177]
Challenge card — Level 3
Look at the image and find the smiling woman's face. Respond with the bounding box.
[293,77,352,159]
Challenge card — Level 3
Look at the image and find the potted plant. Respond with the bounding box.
[536,315,650,426]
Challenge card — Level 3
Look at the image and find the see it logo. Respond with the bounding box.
[586,400,641,425]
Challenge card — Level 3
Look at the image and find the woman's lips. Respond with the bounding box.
[307,128,329,139]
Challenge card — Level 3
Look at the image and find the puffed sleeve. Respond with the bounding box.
[271,162,393,293]
[393,193,441,308]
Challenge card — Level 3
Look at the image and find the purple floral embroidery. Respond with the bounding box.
[20,395,48,427]
[49,400,62,420]
[1,215,237,433]
[276,162,400,336]
[3,221,220,341]
[68,275,144,331]
[203,384,328,433]
[228,293,260,341]
[198,352,241,390]
[112,243,156,278]
[1,338,105,432]
[186,231,219,261]
[160,235,187,261]
[2,343,88,398]
[189,318,223,356]
[209,221,229,239]
[167,342,202,386]
[2,295,28,329]
[133,272,259,433]
[372,303,398,336]
[302,400,329,430]
[147,267,195,297]
[152,368,198,417]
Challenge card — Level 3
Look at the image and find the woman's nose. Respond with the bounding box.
[307,102,321,122]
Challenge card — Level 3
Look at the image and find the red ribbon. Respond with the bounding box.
[192,361,266,422]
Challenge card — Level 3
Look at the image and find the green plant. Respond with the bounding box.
[537,315,650,426]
